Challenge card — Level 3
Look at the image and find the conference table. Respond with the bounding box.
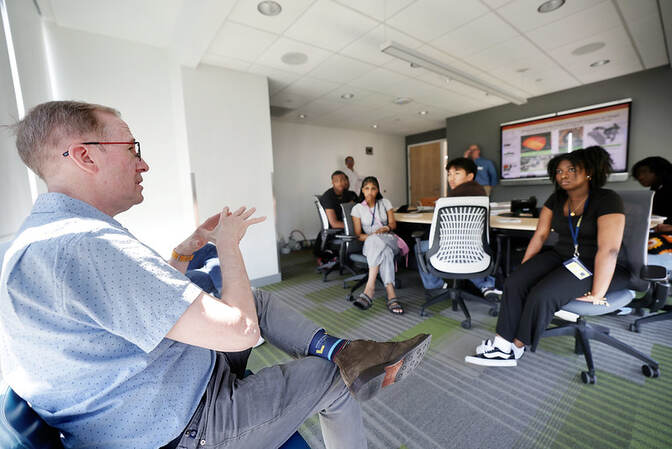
[395,210,667,276]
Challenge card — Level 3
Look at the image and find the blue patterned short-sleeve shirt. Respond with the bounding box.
[0,193,215,448]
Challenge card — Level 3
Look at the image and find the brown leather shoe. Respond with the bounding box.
[333,333,431,401]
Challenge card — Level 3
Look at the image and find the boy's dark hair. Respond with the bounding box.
[632,156,672,181]
[331,170,348,179]
[356,176,384,202]
[445,157,477,176]
[547,146,613,193]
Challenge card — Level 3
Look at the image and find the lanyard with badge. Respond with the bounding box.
[563,194,592,280]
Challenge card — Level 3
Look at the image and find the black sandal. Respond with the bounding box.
[386,298,404,315]
[354,292,373,310]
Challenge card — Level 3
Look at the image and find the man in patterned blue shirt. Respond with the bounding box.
[0,101,430,449]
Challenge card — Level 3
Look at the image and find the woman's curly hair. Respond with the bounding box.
[547,146,613,193]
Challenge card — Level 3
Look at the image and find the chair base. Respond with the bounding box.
[316,260,340,282]
[542,317,660,384]
[420,281,499,329]
[629,305,672,333]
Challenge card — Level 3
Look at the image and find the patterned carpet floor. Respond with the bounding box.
[248,250,672,449]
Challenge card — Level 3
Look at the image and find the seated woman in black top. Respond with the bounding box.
[466,146,629,367]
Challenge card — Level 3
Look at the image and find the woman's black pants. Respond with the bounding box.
[495,250,630,350]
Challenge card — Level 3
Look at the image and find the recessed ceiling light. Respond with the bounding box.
[445,78,451,83]
[298,113,307,119]
[410,62,421,68]
[392,97,413,105]
[281,52,308,65]
[371,124,378,128]
[537,0,565,13]
[590,59,610,67]
[572,42,605,56]
[418,110,428,115]
[340,93,354,99]
[257,1,282,16]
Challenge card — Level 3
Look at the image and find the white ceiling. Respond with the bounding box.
[36,0,670,136]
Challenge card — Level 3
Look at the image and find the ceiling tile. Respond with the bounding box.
[386,0,488,42]
[550,27,639,70]
[279,77,341,97]
[573,58,643,85]
[285,0,379,51]
[468,36,548,71]
[270,90,314,109]
[295,99,346,117]
[255,37,333,74]
[333,0,416,21]
[482,0,515,9]
[430,13,519,59]
[307,54,376,83]
[207,22,278,61]
[200,54,252,72]
[348,67,411,94]
[616,0,659,22]
[340,24,424,66]
[495,0,606,33]
[49,0,184,47]
[627,13,668,68]
[525,1,620,51]
[228,0,315,34]
[247,64,301,94]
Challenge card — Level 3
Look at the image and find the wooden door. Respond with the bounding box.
[409,142,442,206]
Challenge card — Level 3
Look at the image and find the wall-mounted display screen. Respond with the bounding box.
[500,100,631,180]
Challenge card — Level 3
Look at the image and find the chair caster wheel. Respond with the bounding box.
[581,371,596,384]
[346,294,354,302]
[488,307,499,317]
[642,364,660,378]
[629,323,640,333]
[461,320,471,329]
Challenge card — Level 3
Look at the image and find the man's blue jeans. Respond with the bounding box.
[417,240,495,290]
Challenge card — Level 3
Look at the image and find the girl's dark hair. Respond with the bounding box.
[357,176,384,202]
[632,156,672,182]
[547,146,613,194]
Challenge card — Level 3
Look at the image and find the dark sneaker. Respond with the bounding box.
[465,347,517,367]
[333,333,431,401]
[481,287,502,301]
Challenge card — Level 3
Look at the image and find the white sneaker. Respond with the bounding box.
[465,347,517,367]
[476,339,494,355]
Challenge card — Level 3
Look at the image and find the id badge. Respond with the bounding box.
[563,257,592,280]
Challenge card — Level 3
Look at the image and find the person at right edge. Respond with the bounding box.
[466,146,629,366]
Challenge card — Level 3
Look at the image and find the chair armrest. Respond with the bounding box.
[334,235,358,241]
[324,228,341,236]
[640,265,669,282]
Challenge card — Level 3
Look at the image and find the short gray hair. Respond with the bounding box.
[11,101,119,179]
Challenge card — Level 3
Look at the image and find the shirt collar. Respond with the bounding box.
[32,193,123,228]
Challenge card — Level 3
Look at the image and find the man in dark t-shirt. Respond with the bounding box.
[320,170,357,229]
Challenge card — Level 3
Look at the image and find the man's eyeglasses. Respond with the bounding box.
[62,141,141,159]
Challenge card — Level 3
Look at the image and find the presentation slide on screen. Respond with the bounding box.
[501,103,630,179]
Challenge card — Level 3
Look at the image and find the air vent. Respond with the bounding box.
[270,105,295,117]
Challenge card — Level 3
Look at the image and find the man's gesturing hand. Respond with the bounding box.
[214,206,266,246]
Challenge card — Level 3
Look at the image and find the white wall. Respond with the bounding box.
[43,22,195,257]
[271,121,406,241]
[0,1,32,241]
[181,65,279,284]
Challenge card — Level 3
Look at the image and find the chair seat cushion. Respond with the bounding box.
[560,289,635,316]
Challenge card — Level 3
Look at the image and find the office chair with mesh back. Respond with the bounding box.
[314,195,343,281]
[338,202,401,301]
[416,196,499,329]
[540,190,663,384]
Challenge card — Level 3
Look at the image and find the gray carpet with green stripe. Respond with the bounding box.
[248,250,672,449]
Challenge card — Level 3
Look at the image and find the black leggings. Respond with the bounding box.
[495,250,630,350]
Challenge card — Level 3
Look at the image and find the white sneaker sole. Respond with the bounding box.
[464,355,517,367]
